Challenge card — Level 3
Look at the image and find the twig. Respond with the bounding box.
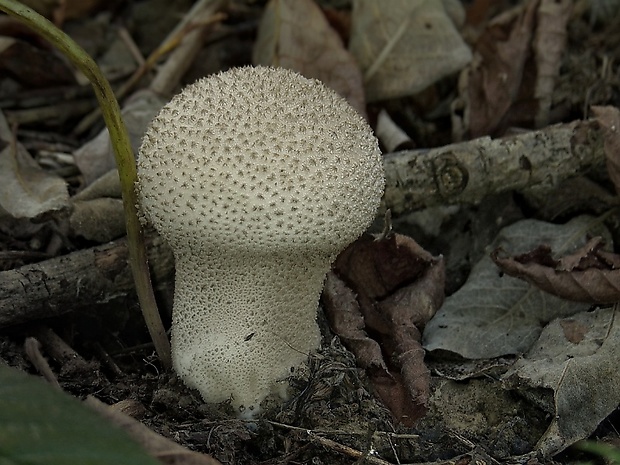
[117,26,145,67]
[85,396,222,465]
[267,421,393,465]
[31,326,94,372]
[0,234,174,329]
[149,0,228,96]
[24,337,62,390]
[5,99,95,125]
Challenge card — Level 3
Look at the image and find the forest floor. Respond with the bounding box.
[1,0,620,464]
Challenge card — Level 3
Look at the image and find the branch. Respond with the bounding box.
[0,235,174,329]
[382,119,605,216]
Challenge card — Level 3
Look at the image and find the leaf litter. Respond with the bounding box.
[503,305,620,456]
[253,0,366,115]
[492,236,620,304]
[423,215,609,359]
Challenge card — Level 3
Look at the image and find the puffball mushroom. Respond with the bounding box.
[137,66,384,416]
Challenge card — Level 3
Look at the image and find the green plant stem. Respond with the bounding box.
[0,0,172,369]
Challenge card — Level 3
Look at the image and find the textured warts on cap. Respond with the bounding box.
[137,66,384,417]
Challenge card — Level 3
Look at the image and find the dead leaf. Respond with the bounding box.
[73,89,166,186]
[323,271,388,373]
[423,216,603,359]
[465,0,496,27]
[323,233,445,425]
[73,168,122,201]
[533,0,572,127]
[522,176,620,221]
[348,0,472,102]
[464,0,539,137]
[70,198,125,242]
[503,305,620,456]
[591,105,620,196]
[0,114,69,221]
[322,7,352,42]
[252,0,366,115]
[491,236,620,304]
[559,319,588,344]
[69,170,125,242]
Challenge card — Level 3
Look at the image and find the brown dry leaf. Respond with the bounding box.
[322,7,352,42]
[323,271,388,372]
[491,237,620,304]
[252,0,366,115]
[523,176,620,221]
[0,36,75,88]
[348,0,472,102]
[323,233,445,425]
[591,105,620,196]
[464,0,539,137]
[533,0,572,127]
[559,318,588,344]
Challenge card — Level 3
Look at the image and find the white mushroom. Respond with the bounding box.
[136,66,384,416]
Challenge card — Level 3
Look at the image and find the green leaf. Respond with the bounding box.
[0,364,159,465]
[578,441,620,464]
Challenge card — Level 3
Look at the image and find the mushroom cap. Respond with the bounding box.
[137,66,384,255]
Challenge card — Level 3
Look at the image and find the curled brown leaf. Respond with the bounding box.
[491,237,620,304]
[323,233,445,425]
[464,0,539,137]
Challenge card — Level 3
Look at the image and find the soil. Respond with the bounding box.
[0,305,555,465]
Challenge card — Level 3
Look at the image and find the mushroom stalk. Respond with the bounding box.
[172,249,327,413]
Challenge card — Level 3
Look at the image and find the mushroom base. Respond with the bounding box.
[170,249,329,417]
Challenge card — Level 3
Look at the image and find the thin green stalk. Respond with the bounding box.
[0,0,172,369]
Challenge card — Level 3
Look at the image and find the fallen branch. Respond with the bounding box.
[0,234,174,328]
[382,119,605,216]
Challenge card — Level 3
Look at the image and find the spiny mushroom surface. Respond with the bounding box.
[137,66,384,416]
